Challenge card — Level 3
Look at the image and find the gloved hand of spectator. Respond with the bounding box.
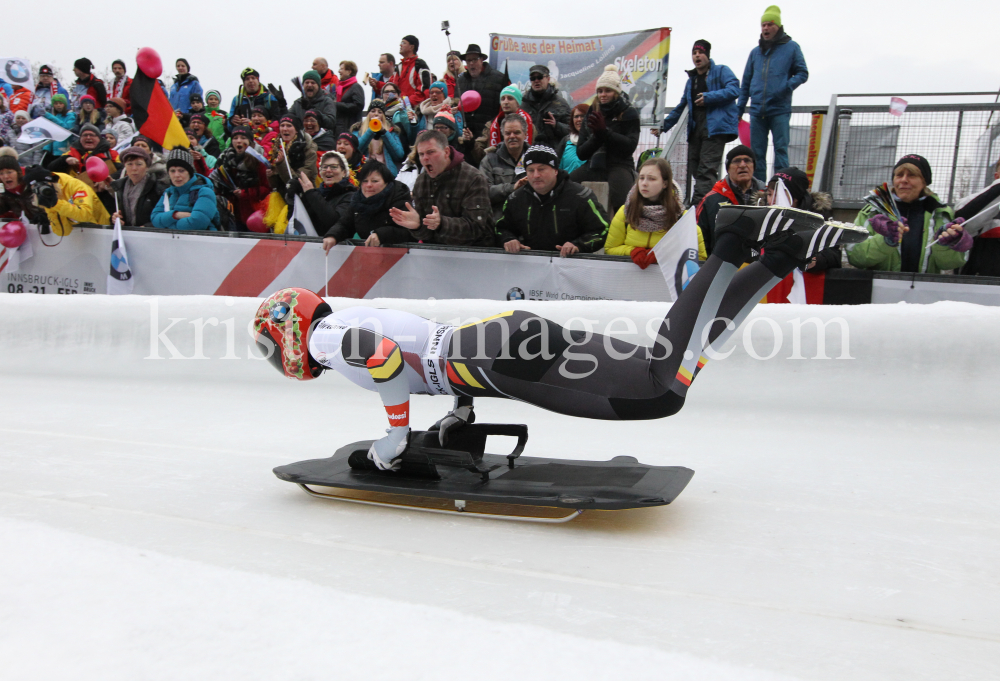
[870,214,908,246]
[630,247,657,269]
[935,218,973,252]
[587,108,606,134]
[267,83,286,109]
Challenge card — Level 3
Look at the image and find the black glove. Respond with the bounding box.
[587,108,607,133]
[288,142,305,170]
[285,177,302,197]
[266,83,286,109]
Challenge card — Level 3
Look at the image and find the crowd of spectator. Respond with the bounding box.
[0,5,995,276]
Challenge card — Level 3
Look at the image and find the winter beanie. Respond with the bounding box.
[241,68,260,82]
[51,94,67,106]
[230,126,253,141]
[107,97,127,114]
[39,65,54,76]
[402,35,420,52]
[74,58,93,74]
[523,144,559,168]
[120,145,151,165]
[251,106,270,121]
[279,114,303,132]
[302,109,320,122]
[0,147,22,177]
[80,94,97,108]
[692,40,712,57]
[761,5,782,24]
[368,99,386,113]
[189,92,203,103]
[337,132,359,151]
[103,129,119,144]
[206,90,221,103]
[166,147,196,175]
[320,150,350,171]
[78,123,102,138]
[302,70,322,85]
[112,59,126,71]
[500,84,523,106]
[770,167,809,203]
[894,154,932,185]
[433,109,457,132]
[595,65,622,94]
[176,58,191,72]
[189,113,209,126]
[726,145,756,168]
[430,81,448,95]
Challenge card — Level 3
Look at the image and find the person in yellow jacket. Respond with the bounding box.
[604,158,706,268]
[22,167,110,236]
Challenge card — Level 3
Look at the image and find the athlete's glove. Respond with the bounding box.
[431,404,473,446]
[870,214,906,246]
[368,426,409,471]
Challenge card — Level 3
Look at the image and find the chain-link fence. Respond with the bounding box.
[641,95,1000,210]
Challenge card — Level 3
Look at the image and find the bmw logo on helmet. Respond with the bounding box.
[271,301,292,323]
[506,287,525,301]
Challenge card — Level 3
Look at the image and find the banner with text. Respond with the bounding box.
[488,28,671,125]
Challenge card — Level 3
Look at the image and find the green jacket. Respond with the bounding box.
[848,194,966,273]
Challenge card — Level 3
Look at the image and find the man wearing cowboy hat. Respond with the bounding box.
[455,43,507,147]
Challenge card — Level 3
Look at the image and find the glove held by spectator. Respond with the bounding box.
[935,218,973,252]
[630,247,657,269]
[587,108,607,133]
[870,214,906,246]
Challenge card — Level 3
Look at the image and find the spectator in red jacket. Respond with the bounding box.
[70,58,107,110]
[110,60,132,114]
[312,58,339,93]
[392,35,431,106]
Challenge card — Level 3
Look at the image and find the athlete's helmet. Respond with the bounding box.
[253,288,331,380]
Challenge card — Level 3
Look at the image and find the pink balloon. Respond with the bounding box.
[246,210,267,233]
[0,221,26,249]
[738,119,751,147]
[85,156,109,184]
[460,90,481,112]
[136,47,162,79]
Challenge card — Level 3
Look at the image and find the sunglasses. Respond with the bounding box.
[529,74,545,81]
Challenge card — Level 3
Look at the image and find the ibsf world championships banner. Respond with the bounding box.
[488,28,671,125]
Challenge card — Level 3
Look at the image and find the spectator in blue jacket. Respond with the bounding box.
[737,5,808,183]
[168,59,203,115]
[656,39,740,206]
[151,147,219,230]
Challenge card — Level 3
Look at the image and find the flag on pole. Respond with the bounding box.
[107,216,134,294]
[288,194,319,237]
[16,117,74,145]
[130,67,188,150]
[1,58,33,94]
[652,207,700,301]
[243,145,271,167]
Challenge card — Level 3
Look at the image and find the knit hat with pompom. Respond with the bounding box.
[595,64,622,94]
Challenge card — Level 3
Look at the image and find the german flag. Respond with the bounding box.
[130,69,188,150]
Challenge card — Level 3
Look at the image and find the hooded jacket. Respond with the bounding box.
[479,142,525,219]
[290,90,339,135]
[168,74,203,114]
[849,194,964,273]
[410,149,494,246]
[576,93,640,171]
[495,171,610,252]
[663,60,740,141]
[520,85,572,148]
[151,173,219,230]
[328,180,412,244]
[738,29,808,118]
[41,172,112,235]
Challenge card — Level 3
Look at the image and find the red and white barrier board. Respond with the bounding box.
[2,226,672,301]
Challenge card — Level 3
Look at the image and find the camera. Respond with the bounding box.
[32,181,58,208]
[441,20,450,31]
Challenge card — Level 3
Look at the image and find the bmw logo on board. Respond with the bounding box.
[506,287,525,301]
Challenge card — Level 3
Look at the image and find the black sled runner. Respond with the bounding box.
[273,424,694,523]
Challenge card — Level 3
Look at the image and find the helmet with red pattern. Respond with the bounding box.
[253,288,331,380]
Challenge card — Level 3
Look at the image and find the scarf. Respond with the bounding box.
[112,76,128,99]
[319,179,353,199]
[759,28,790,53]
[624,193,669,233]
[123,175,148,225]
[335,76,357,102]
[351,181,395,216]
[419,98,447,119]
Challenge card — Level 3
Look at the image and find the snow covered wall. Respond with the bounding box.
[1,293,999,680]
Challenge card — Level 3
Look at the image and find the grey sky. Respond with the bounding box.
[15,0,999,113]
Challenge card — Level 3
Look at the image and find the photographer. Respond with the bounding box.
[20,166,111,235]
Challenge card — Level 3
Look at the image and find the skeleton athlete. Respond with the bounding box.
[254,205,866,469]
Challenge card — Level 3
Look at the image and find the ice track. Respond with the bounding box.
[1,293,998,680]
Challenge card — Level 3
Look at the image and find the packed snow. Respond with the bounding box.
[1,293,998,680]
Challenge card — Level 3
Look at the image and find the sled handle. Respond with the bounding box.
[469,423,528,467]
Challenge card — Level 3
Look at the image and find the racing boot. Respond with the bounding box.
[367,425,410,471]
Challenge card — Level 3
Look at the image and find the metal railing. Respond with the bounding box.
[642,93,1000,209]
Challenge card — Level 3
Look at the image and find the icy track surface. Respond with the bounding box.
[1,293,998,681]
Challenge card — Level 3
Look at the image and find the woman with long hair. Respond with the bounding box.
[604,158,705,268]
[557,103,589,175]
